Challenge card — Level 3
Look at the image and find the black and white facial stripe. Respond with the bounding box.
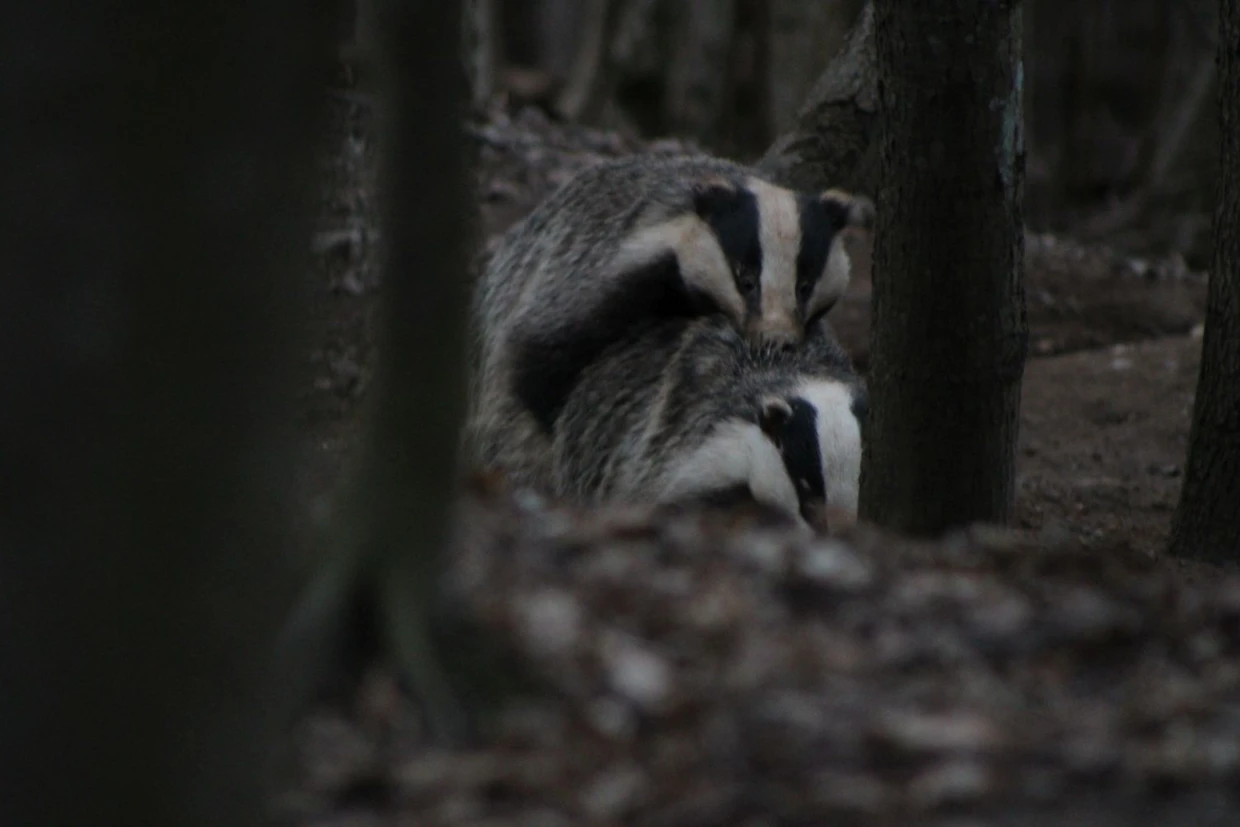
[758,378,865,521]
[658,377,864,527]
[764,397,827,521]
[689,177,866,348]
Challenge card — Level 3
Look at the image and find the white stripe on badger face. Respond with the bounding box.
[657,419,802,521]
[806,238,853,321]
[744,177,803,347]
[794,378,863,515]
[610,214,746,328]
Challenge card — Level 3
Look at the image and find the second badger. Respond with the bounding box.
[548,314,867,527]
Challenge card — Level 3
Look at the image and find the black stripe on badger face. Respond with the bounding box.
[759,394,825,522]
[796,192,853,328]
[692,182,763,319]
[776,397,827,518]
[512,251,705,434]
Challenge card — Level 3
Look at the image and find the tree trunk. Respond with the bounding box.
[756,1,878,195]
[859,2,1028,535]
[282,0,489,743]
[1168,0,1240,564]
[0,0,330,823]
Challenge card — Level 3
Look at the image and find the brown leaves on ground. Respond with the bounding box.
[280,481,1240,826]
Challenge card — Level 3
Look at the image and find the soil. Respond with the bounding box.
[279,95,1240,825]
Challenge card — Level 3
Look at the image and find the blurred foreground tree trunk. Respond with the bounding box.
[859,2,1028,534]
[0,1,331,824]
[284,0,500,742]
[1169,0,1240,564]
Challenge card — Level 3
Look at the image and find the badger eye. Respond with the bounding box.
[736,270,758,296]
[797,281,813,302]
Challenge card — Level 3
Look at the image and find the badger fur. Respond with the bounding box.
[547,314,866,526]
[467,153,871,488]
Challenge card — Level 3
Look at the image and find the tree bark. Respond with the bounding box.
[0,0,330,824]
[282,0,489,743]
[1168,0,1240,564]
[859,2,1028,535]
[756,1,877,194]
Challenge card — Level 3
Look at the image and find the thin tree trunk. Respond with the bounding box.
[0,0,330,823]
[367,0,474,738]
[859,2,1028,535]
[282,0,487,742]
[756,1,878,195]
[1168,0,1240,563]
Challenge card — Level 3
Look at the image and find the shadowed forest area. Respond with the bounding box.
[5,1,1240,826]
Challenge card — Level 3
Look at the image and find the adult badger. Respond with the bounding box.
[548,314,867,527]
[467,152,871,490]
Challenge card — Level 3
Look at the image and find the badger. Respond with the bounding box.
[547,314,867,527]
[467,152,871,488]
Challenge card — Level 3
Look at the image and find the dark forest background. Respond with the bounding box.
[336,0,1221,265]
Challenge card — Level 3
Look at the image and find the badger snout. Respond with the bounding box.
[748,316,802,350]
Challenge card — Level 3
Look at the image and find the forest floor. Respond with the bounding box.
[278,96,1239,825]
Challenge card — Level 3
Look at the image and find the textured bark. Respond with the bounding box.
[283,0,485,742]
[368,0,475,739]
[0,1,328,824]
[1168,0,1240,563]
[756,1,877,194]
[859,2,1028,535]
[766,0,865,135]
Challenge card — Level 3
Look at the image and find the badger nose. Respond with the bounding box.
[755,327,800,351]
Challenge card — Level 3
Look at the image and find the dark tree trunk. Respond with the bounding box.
[1168,0,1240,563]
[365,0,474,738]
[0,0,330,824]
[859,2,1028,535]
[282,0,488,743]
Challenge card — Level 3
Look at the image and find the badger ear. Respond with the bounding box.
[691,175,740,218]
[758,396,793,442]
[820,189,875,232]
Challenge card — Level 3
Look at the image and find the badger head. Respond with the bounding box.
[757,377,866,528]
[656,377,866,530]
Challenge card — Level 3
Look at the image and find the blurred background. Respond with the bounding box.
[333,0,1218,266]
